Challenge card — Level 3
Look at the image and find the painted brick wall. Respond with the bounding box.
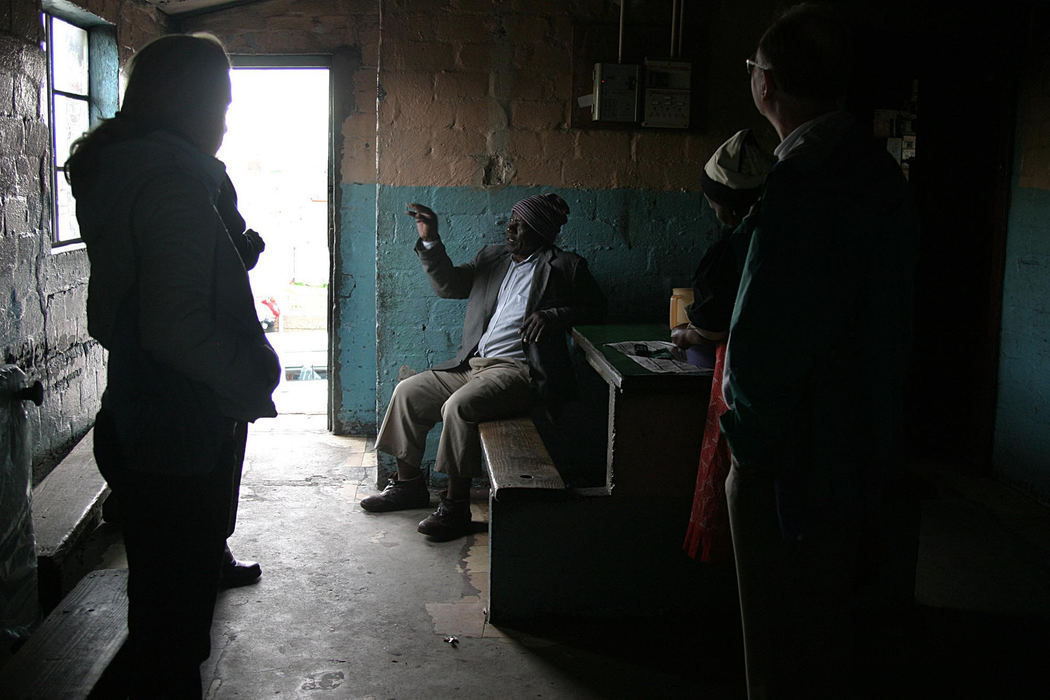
[995,7,1050,503]
[0,0,168,483]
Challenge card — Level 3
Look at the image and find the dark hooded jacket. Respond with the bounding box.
[74,130,279,473]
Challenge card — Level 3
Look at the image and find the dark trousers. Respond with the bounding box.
[94,409,242,699]
[726,462,862,700]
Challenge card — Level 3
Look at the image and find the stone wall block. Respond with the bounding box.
[434,70,489,99]
[0,155,16,195]
[265,15,318,32]
[448,155,483,185]
[573,129,631,160]
[510,99,566,131]
[505,128,542,160]
[512,41,566,76]
[386,41,454,72]
[561,156,618,189]
[509,155,549,186]
[383,69,435,99]
[25,119,49,156]
[431,187,492,216]
[352,65,379,103]
[455,42,492,71]
[449,0,500,16]
[13,70,41,120]
[11,0,42,44]
[3,194,27,234]
[0,115,25,154]
[255,30,326,53]
[510,73,557,102]
[635,132,693,170]
[356,26,380,64]
[421,99,456,130]
[539,130,574,162]
[383,123,435,161]
[507,15,552,46]
[0,70,14,114]
[430,126,484,161]
[488,98,510,130]
[341,131,376,185]
[14,153,35,192]
[450,97,498,132]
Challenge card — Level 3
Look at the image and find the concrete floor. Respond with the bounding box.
[91,381,1050,699]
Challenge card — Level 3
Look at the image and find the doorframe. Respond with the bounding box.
[227,55,335,428]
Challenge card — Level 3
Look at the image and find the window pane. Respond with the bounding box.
[54,173,81,243]
[51,17,88,95]
[53,94,89,165]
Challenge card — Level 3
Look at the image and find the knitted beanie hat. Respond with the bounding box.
[511,193,570,241]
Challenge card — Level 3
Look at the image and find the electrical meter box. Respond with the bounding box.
[642,59,691,128]
[592,62,640,123]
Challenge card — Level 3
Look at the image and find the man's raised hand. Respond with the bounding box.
[406,203,438,242]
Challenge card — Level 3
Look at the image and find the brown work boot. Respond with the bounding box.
[417,498,472,541]
[360,475,430,512]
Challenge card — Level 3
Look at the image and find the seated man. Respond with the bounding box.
[363,194,606,540]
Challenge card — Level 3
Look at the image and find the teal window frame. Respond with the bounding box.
[43,9,118,248]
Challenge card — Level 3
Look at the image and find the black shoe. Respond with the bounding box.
[417,498,472,541]
[220,546,262,589]
[360,476,431,512]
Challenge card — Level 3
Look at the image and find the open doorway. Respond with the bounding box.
[218,62,331,416]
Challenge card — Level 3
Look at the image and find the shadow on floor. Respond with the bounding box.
[855,604,1050,700]
[495,610,747,700]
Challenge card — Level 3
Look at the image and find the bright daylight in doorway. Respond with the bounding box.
[218,67,330,413]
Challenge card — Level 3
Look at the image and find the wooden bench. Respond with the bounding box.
[478,404,729,626]
[32,428,110,613]
[0,568,128,698]
[479,416,566,496]
[480,416,609,625]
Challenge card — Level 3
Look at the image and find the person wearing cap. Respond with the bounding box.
[671,128,775,366]
[362,194,606,541]
[680,129,774,566]
[722,4,920,698]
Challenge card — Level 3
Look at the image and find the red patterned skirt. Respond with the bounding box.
[683,341,733,562]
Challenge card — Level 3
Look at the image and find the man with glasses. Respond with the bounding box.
[721,3,920,698]
[362,194,605,541]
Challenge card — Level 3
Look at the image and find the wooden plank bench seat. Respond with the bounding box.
[0,568,128,699]
[479,416,565,497]
[32,428,110,613]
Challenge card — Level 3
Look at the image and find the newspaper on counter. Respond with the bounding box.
[605,340,712,375]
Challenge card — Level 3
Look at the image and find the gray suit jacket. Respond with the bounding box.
[415,237,606,409]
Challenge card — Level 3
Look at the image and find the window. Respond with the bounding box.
[43,11,117,248]
[46,15,89,245]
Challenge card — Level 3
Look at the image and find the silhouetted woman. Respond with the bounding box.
[679,129,774,563]
[66,34,279,698]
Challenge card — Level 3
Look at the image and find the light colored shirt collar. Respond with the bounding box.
[773,110,852,162]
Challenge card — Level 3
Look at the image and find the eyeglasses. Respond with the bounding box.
[746,57,771,76]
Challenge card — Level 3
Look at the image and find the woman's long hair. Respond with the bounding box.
[65,33,230,195]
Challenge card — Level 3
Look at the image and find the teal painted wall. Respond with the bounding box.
[336,183,722,447]
[994,182,1050,502]
[335,184,378,433]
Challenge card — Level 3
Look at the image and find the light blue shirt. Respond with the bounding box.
[420,239,539,361]
[478,253,540,361]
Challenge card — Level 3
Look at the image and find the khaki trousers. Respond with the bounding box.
[375,357,534,478]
